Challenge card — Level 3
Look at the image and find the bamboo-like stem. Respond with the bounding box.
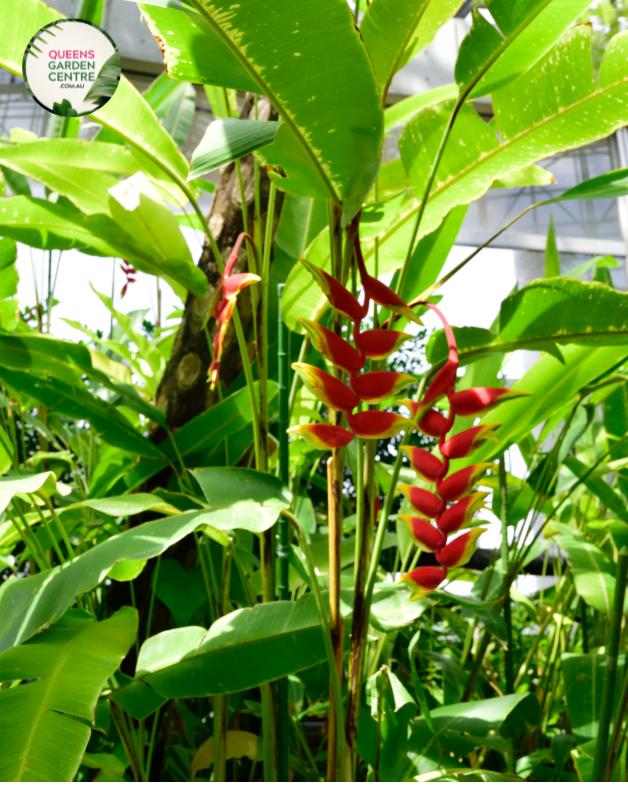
[607,635,628,776]
[593,546,628,781]
[498,457,514,695]
[276,283,291,783]
[213,693,228,782]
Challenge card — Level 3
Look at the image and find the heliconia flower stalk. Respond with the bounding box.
[448,387,527,417]
[292,363,360,413]
[355,329,412,360]
[351,371,414,404]
[437,492,487,534]
[299,318,364,374]
[399,566,447,601]
[398,515,447,552]
[417,408,454,438]
[437,463,494,502]
[347,410,413,439]
[420,302,458,406]
[301,259,367,323]
[287,423,355,450]
[401,446,448,483]
[439,423,501,459]
[436,527,486,569]
[397,484,445,519]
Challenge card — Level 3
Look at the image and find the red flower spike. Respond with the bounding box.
[397,484,446,519]
[436,528,486,569]
[421,356,458,407]
[398,515,447,553]
[346,410,413,439]
[299,319,364,374]
[352,371,414,404]
[448,387,528,417]
[399,566,447,601]
[439,423,501,460]
[301,259,367,324]
[292,363,359,413]
[437,463,495,502]
[401,445,448,483]
[417,408,454,438]
[287,423,355,450]
[355,329,412,360]
[437,492,487,535]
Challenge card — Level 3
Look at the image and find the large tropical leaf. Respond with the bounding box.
[140,0,384,220]
[189,118,280,178]
[361,0,463,99]
[0,608,137,782]
[394,27,628,254]
[563,652,624,742]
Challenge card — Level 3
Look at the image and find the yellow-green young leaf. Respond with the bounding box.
[384,83,459,131]
[142,0,384,222]
[0,608,137,782]
[0,426,13,475]
[456,0,592,98]
[544,217,560,277]
[361,0,463,99]
[191,731,258,778]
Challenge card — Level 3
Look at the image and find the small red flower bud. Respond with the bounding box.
[352,371,414,404]
[397,484,446,519]
[301,260,367,323]
[399,566,447,601]
[398,515,447,552]
[439,423,501,460]
[292,363,359,413]
[401,445,448,483]
[346,410,413,439]
[417,408,454,438]
[355,329,412,360]
[436,528,486,569]
[437,463,494,501]
[299,319,364,374]
[448,387,527,417]
[437,492,487,534]
[287,423,355,450]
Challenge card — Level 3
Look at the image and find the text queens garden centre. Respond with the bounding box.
[48,50,96,88]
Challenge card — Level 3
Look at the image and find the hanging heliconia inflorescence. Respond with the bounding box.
[288,226,525,598]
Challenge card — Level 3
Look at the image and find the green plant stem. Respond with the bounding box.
[288,336,310,419]
[41,495,75,560]
[283,509,345,780]
[110,700,145,782]
[145,705,162,780]
[608,652,628,777]
[146,555,161,640]
[593,546,628,781]
[213,693,228,782]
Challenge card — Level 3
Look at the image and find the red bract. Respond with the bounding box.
[448,387,527,417]
[355,329,411,360]
[437,492,486,535]
[417,408,454,438]
[351,371,414,404]
[299,319,364,374]
[398,515,446,552]
[437,463,494,502]
[347,410,413,439]
[421,356,458,406]
[399,566,447,601]
[401,445,448,483]
[292,363,360,413]
[439,423,501,459]
[436,528,486,568]
[287,423,355,450]
[398,484,445,519]
[301,259,367,323]
[355,239,421,325]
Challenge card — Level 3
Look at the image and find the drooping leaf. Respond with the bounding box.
[188,119,280,179]
[0,608,137,782]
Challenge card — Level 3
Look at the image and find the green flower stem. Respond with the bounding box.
[593,546,628,781]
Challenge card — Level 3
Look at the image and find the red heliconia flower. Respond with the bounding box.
[448,387,527,417]
[299,319,364,374]
[287,423,355,450]
[421,356,458,407]
[437,492,486,535]
[302,259,367,324]
[397,484,445,519]
[401,445,448,483]
[439,423,501,459]
[292,363,360,413]
[399,566,447,601]
[437,463,494,502]
[355,240,421,325]
[355,329,412,360]
[351,371,414,404]
[436,528,486,569]
[120,260,137,298]
[417,408,454,438]
[398,515,447,552]
[346,410,413,439]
